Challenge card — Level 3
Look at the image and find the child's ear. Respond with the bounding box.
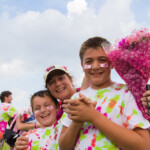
[81,63,85,72]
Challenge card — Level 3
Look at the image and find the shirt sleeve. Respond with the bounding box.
[122,92,150,129]
[7,105,17,118]
[61,93,80,127]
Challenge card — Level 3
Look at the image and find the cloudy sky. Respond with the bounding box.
[0,0,150,111]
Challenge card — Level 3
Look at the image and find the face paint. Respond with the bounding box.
[100,63,108,67]
[84,65,92,69]
[47,106,53,110]
[34,110,39,115]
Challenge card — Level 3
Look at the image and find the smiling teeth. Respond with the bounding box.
[41,114,49,118]
[57,88,64,92]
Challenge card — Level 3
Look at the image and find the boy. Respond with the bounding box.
[59,37,150,150]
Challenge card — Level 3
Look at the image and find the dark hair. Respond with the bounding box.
[0,91,12,103]
[30,90,59,113]
[45,70,73,88]
[79,36,111,63]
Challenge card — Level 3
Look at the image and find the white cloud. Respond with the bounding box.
[0,0,149,109]
[0,59,31,77]
[12,88,30,111]
[67,0,87,16]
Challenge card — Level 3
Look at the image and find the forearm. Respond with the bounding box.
[16,119,37,130]
[17,123,36,130]
[92,111,150,150]
[59,122,83,150]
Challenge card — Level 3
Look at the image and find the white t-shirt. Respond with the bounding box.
[62,83,150,150]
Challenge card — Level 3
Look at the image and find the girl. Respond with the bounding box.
[16,90,60,150]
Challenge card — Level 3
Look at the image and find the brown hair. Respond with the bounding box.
[30,90,59,113]
[79,36,111,63]
[45,70,73,88]
[0,91,12,103]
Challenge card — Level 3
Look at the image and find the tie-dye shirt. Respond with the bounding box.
[0,103,16,136]
[62,83,150,150]
[26,121,62,150]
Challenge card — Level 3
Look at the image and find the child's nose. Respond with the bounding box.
[55,80,61,86]
[41,106,46,112]
[92,61,100,70]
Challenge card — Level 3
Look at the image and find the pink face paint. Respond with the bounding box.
[84,65,91,69]
[34,110,39,115]
[100,63,108,67]
[47,106,53,110]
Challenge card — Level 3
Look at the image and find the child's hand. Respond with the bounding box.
[15,131,29,150]
[78,93,97,107]
[63,98,98,123]
[78,93,91,104]
[141,90,150,113]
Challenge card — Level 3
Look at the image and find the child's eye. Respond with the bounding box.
[99,59,107,63]
[85,60,92,64]
[58,76,65,81]
[48,80,55,85]
[35,107,40,111]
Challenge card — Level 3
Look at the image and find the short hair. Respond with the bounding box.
[0,91,12,103]
[79,36,111,63]
[30,90,59,113]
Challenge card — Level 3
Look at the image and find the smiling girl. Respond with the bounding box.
[16,90,59,150]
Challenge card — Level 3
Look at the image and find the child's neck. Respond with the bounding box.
[91,80,114,90]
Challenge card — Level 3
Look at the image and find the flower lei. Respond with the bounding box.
[107,27,150,120]
[118,28,150,50]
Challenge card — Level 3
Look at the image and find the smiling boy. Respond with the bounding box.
[59,36,150,150]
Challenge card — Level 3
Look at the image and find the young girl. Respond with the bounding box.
[15,90,60,150]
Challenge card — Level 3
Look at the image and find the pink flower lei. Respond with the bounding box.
[107,28,150,120]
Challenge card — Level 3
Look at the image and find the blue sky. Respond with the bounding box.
[0,0,150,111]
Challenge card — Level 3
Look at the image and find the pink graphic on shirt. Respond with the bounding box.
[0,120,7,133]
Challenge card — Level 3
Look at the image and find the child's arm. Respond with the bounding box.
[63,99,150,150]
[59,121,83,150]
[16,118,40,130]
[15,132,29,150]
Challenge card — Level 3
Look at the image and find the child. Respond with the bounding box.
[59,36,150,150]
[15,90,60,150]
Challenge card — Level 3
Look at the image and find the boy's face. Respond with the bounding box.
[33,96,59,128]
[82,47,113,90]
[5,94,13,103]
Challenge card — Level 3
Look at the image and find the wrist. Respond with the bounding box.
[34,122,37,129]
[72,121,83,128]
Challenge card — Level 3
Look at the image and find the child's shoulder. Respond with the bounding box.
[112,82,129,91]
[72,87,91,98]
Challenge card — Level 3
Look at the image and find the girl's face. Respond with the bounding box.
[47,73,76,101]
[33,96,59,128]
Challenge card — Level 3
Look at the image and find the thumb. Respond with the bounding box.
[93,101,97,108]
[79,93,91,104]
[79,92,84,98]
[22,131,27,136]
